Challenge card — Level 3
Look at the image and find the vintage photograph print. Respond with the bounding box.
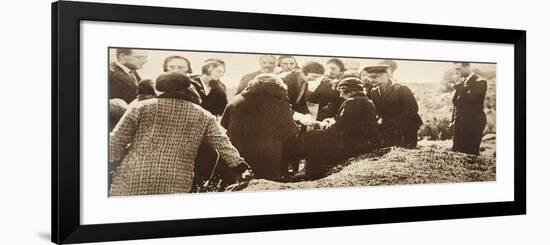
[108,47,496,197]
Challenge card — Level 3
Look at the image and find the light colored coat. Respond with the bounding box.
[109,98,243,196]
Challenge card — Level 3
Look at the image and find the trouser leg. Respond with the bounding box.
[302,130,344,180]
[453,121,485,155]
[402,127,419,148]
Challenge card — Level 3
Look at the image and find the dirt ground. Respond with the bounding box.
[230,134,496,192]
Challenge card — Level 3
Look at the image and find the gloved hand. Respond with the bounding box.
[232,162,254,181]
[240,169,254,181]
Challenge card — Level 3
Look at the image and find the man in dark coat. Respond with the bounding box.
[367,65,423,148]
[302,77,381,179]
[235,55,276,94]
[109,48,148,103]
[281,61,325,115]
[451,62,487,155]
[190,61,229,116]
[307,58,346,120]
[109,48,148,130]
[221,74,298,181]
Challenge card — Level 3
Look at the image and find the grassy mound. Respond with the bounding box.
[232,134,496,192]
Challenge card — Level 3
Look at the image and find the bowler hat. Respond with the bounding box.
[155,71,191,92]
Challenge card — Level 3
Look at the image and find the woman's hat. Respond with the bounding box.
[155,71,191,92]
[337,77,363,91]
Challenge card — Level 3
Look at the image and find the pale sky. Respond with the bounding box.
[108,48,496,88]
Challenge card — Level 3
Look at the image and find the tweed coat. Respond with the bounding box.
[109,98,244,196]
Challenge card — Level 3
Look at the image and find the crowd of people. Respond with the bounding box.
[108,48,488,196]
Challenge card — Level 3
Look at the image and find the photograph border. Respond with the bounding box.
[52,1,526,244]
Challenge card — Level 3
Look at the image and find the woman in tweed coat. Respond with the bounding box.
[109,72,252,196]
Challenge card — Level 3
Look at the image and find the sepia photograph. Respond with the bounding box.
[107,47,497,197]
[47,1,529,243]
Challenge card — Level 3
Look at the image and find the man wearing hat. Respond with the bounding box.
[377,59,398,80]
[301,75,381,179]
[366,65,423,148]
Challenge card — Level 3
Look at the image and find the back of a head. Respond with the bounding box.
[243,73,288,99]
[155,72,192,92]
[302,61,325,75]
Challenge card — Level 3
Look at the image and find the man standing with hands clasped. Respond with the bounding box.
[450,62,488,155]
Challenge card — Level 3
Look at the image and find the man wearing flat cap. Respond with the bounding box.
[302,75,381,179]
[377,60,398,80]
[366,65,423,148]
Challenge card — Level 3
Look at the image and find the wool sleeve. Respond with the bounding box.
[204,116,245,168]
[109,104,140,163]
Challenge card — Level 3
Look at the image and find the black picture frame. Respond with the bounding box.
[52,1,526,244]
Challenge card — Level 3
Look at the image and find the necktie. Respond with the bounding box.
[129,70,138,84]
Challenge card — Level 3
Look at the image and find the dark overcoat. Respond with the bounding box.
[452,74,487,155]
[190,76,228,116]
[302,93,381,179]
[108,62,140,104]
[369,81,423,147]
[308,78,344,120]
[221,80,298,181]
[327,93,382,155]
[281,71,310,115]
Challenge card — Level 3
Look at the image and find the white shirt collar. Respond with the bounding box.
[463,72,475,83]
[200,76,211,95]
[115,61,132,75]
